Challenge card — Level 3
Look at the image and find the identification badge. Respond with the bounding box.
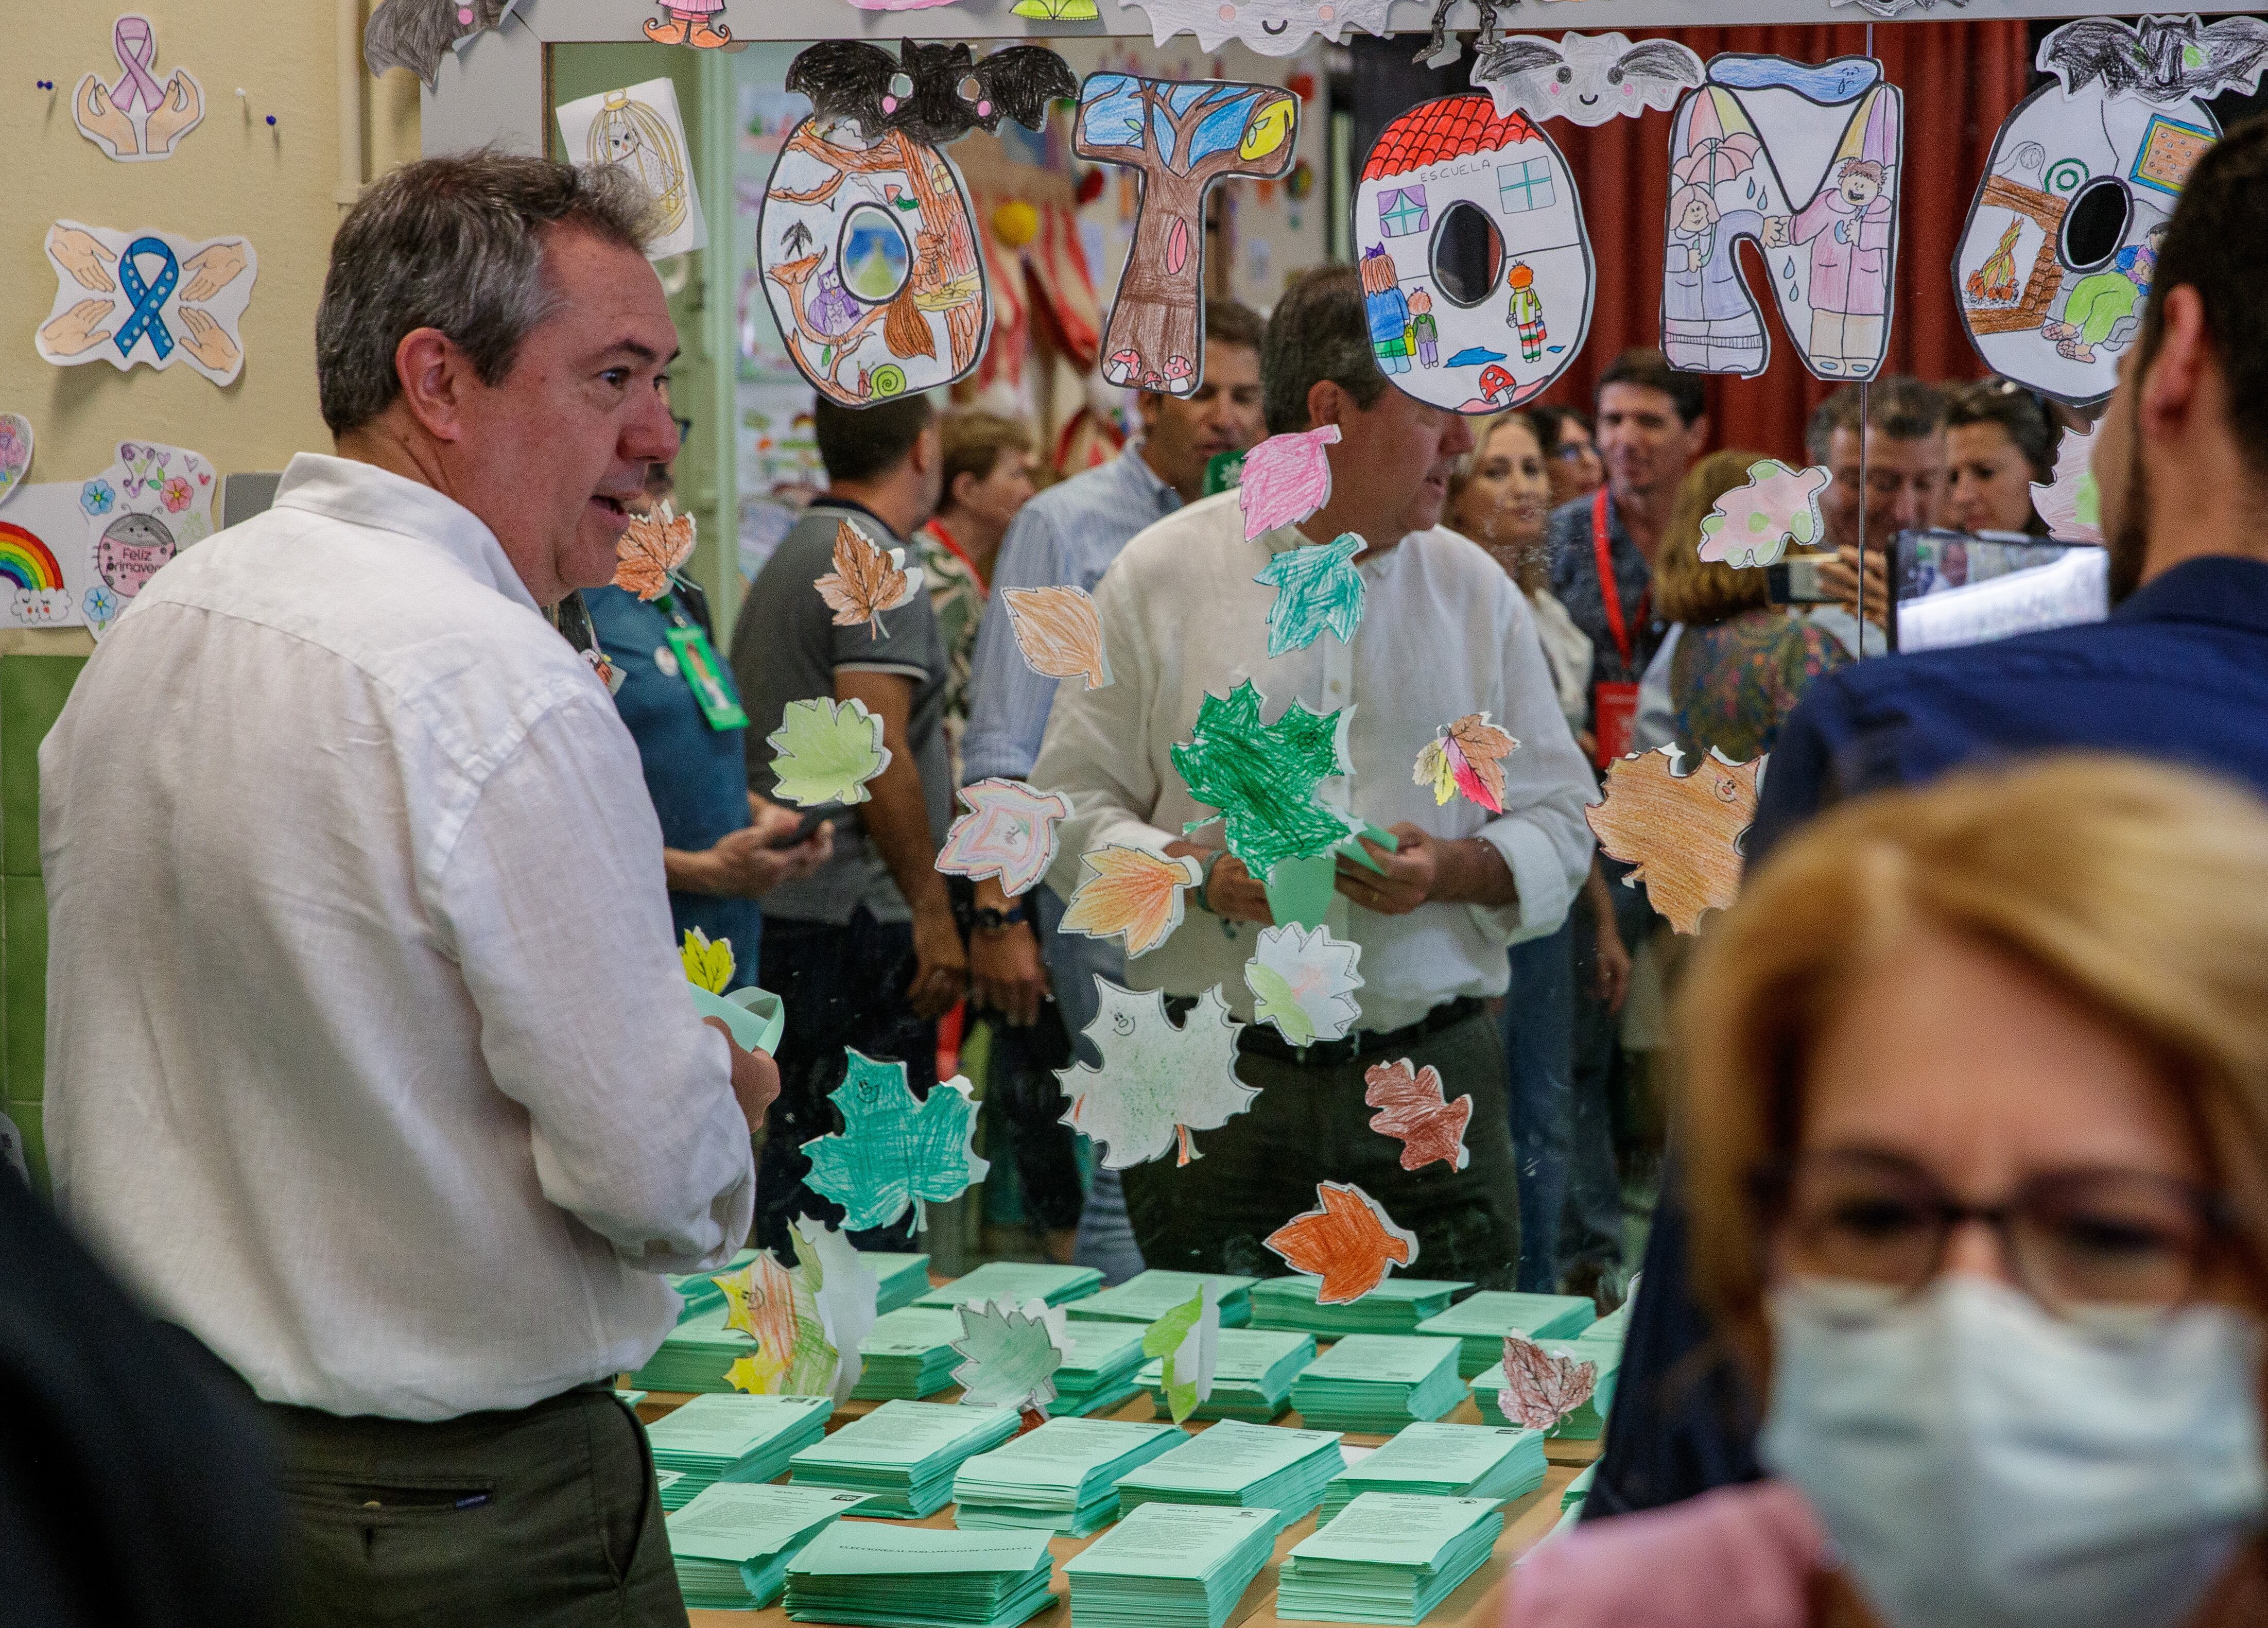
[1592,681,1639,768]
[663,623,748,731]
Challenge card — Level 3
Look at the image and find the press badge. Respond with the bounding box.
[662,623,748,730]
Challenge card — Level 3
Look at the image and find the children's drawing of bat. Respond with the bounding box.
[2040,14,2268,102]
[363,0,524,88]
[1472,33,1704,126]
[787,40,1076,144]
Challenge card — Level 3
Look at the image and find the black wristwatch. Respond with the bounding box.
[972,904,1029,934]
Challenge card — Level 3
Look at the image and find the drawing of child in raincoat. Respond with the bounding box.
[1784,157,1893,376]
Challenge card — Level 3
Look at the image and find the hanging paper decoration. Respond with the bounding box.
[1695,460,1830,568]
[1661,57,1902,382]
[1074,75,1298,394]
[937,779,1073,898]
[1472,34,1704,127]
[614,501,696,600]
[1239,427,1339,541]
[1264,1182,1419,1303]
[2032,421,2103,545]
[1060,846,1205,957]
[759,42,1075,408]
[1352,98,1594,415]
[1171,680,1359,883]
[78,440,214,638]
[1952,15,2268,408]
[1254,534,1365,657]
[38,223,255,388]
[1586,745,1760,934]
[74,14,203,162]
[793,1217,881,1405]
[0,417,32,511]
[1142,1283,1220,1425]
[1413,713,1519,813]
[813,518,920,636]
[802,1051,990,1232]
[556,79,708,259]
[643,0,735,49]
[768,697,892,807]
[1055,982,1254,1169]
[1117,0,1397,58]
[1495,1333,1597,1430]
[1243,923,1363,1048]
[951,1298,1066,1411]
[365,0,524,85]
[716,1248,840,1396]
[1363,1058,1473,1172]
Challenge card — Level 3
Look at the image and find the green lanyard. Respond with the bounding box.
[655,593,748,732]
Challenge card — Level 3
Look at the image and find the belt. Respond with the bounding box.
[1228,996,1485,1068]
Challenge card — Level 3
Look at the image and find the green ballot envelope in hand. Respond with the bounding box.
[689,981,785,1057]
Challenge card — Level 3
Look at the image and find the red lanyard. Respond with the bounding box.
[925,519,989,595]
[1591,488,1636,670]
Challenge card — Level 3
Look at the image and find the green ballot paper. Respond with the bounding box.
[1064,1502,1281,1628]
[665,1248,758,1323]
[784,1523,1058,1628]
[788,1398,1020,1517]
[1068,1270,1257,1330]
[1136,1328,1317,1423]
[913,1261,1103,1311]
[1047,1321,1152,1418]
[1289,1336,1467,1434]
[1318,1422,1547,1522]
[1248,1276,1471,1338]
[853,1308,971,1400]
[1115,1418,1345,1529]
[666,1482,872,1609]
[954,1417,1186,1536]
[1413,1291,1598,1379]
[1275,1493,1504,1624]
[863,1251,936,1314]
[630,1304,758,1393]
[646,1393,836,1509]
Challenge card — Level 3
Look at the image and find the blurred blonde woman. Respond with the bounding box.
[1515,754,2268,1628]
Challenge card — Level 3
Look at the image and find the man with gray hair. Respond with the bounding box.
[40,153,772,1624]
[1795,376,1944,656]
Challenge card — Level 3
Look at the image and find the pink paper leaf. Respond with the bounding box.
[1238,425,1341,541]
[1497,1332,1596,1430]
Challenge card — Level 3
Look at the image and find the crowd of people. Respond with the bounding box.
[9,93,2268,1628]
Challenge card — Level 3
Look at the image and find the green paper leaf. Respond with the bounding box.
[950,1299,1064,1410]
[1142,1289,1206,1423]
[1170,680,1356,878]
[1253,533,1366,657]
[768,696,891,807]
[803,1052,991,1232]
[1245,964,1315,1047]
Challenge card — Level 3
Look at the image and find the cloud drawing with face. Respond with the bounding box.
[1119,0,1398,58]
[1473,33,1704,127]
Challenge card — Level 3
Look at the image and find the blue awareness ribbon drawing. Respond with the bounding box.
[114,236,179,363]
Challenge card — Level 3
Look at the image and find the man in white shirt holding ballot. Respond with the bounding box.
[1031,265,1596,1289]
[40,155,772,1626]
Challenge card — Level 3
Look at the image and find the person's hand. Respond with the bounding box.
[48,226,118,292]
[908,905,969,1021]
[703,821,831,897]
[1594,924,1633,1015]
[1762,216,1791,249]
[1167,839,1271,924]
[145,72,204,157]
[746,794,804,846]
[704,1015,781,1133]
[1336,824,1439,915]
[177,307,240,374]
[40,299,114,357]
[1817,545,1892,632]
[177,240,248,304]
[970,919,1049,1028]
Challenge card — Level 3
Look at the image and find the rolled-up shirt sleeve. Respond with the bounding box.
[1470,588,1597,946]
[434,690,755,1272]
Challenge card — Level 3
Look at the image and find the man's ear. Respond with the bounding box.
[392,326,472,444]
[1307,378,1347,431]
[947,469,976,512]
[1134,390,1164,437]
[1684,413,1711,460]
[2138,285,2208,447]
[911,421,942,476]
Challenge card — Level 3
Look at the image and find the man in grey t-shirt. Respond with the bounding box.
[730,394,963,1251]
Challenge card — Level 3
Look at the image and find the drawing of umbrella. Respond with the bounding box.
[1674,132,1761,187]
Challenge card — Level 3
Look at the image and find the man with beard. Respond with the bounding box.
[1589,115,2268,1521]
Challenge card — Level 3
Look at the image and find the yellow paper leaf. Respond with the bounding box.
[681,927,736,994]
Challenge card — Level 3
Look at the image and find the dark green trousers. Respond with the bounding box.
[1120,1007,1522,1289]
[262,1384,684,1627]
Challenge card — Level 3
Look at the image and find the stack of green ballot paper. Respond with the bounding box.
[1067,1270,1257,1330]
[647,1393,836,1510]
[853,1308,969,1400]
[1318,1423,1546,1521]
[667,1482,872,1609]
[1290,1337,1466,1434]
[1469,1337,1622,1439]
[784,1523,1057,1628]
[629,1304,756,1393]
[1116,1418,1344,1527]
[666,1248,758,1322]
[1048,1321,1151,1417]
[1275,1494,1504,1624]
[914,1260,1104,1311]
[1064,1502,1279,1628]
[1560,1462,1596,1513]
[863,1251,934,1314]
[1413,1292,1597,1379]
[1249,1277,1471,1337]
[788,1399,1020,1517]
[954,1417,1185,1535]
[1136,1328,1316,1422]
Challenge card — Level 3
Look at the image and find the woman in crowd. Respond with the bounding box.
[1448,412,1630,1294]
[1530,404,1606,511]
[1939,376,2056,536]
[1656,452,1853,764]
[1514,754,2268,1627]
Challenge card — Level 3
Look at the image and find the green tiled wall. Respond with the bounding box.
[1,653,88,1196]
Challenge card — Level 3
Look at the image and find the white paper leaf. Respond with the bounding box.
[1057,982,1254,1170]
[1242,923,1363,1047]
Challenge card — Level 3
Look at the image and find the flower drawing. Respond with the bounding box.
[160,475,194,514]
[80,479,115,517]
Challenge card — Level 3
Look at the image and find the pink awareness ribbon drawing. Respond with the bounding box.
[109,16,166,115]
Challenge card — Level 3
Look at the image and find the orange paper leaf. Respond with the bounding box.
[1059,845,1204,957]
[1363,1057,1474,1172]
[613,501,696,600]
[1585,746,1760,934]
[814,518,917,637]
[1001,585,1112,689]
[1263,1181,1418,1304]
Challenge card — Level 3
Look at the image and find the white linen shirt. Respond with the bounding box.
[1031,492,1597,1032]
[40,455,755,1421]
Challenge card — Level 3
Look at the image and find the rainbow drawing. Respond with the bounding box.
[0,523,63,594]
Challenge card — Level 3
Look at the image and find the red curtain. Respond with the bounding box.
[1529,22,2033,462]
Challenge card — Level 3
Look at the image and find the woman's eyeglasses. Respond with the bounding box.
[1752,1149,2232,1319]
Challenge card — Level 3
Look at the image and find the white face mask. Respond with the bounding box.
[1760,1275,2268,1628]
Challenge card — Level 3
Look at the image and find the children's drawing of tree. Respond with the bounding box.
[1074,75,1297,393]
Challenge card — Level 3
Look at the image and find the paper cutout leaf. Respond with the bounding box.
[1239,426,1340,540]
[815,519,919,636]
[1142,1284,1220,1424]
[794,1216,880,1404]
[1263,1182,1419,1304]
[1696,460,1828,569]
[1171,681,1358,879]
[1473,33,1703,126]
[1586,745,1760,934]
[938,779,1073,898]
[725,1349,789,1395]
[613,500,695,600]
[717,1249,840,1397]
[0,415,33,510]
[1364,1057,1474,1172]
[1058,982,1254,1170]
[951,1298,1065,1411]
[1413,713,1519,814]
[803,1052,991,1231]
[1243,924,1363,1047]
[682,927,736,994]
[1497,1332,1598,1430]
[1254,533,1366,657]
[2032,422,2103,545]
[1060,846,1203,957]
[365,0,522,86]
[74,14,205,163]
[768,697,891,807]
[1001,585,1112,689]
